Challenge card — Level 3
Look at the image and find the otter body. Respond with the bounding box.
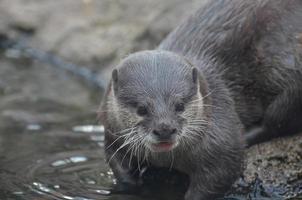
[100,0,302,199]
[160,0,302,145]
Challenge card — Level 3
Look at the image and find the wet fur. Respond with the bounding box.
[100,0,302,199]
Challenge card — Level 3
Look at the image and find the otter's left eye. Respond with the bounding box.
[175,103,185,112]
[137,106,148,116]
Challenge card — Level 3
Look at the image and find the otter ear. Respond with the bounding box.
[192,67,198,84]
[192,67,209,98]
[112,69,118,94]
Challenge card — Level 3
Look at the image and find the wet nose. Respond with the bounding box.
[152,124,177,140]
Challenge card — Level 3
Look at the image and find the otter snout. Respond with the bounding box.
[152,123,177,141]
[148,123,178,152]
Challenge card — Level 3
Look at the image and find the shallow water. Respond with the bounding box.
[0,124,110,200]
[0,123,191,200]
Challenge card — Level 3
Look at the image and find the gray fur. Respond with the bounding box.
[160,0,302,129]
[100,0,302,199]
[100,50,244,199]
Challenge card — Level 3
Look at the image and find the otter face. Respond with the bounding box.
[111,51,206,153]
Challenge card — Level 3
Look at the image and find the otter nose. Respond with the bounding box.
[152,124,177,140]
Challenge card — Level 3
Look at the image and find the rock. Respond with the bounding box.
[0,57,95,128]
[245,134,302,186]
[0,0,203,80]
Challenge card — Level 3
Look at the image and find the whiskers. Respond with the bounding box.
[106,126,150,172]
[177,88,222,148]
[179,116,211,149]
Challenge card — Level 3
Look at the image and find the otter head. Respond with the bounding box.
[110,50,210,153]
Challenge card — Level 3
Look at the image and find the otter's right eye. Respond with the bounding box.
[137,106,148,116]
[175,103,185,112]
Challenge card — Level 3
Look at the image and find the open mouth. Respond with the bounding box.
[151,141,176,152]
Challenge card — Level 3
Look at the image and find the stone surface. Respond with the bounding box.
[245,134,302,186]
[0,56,96,130]
[0,0,202,80]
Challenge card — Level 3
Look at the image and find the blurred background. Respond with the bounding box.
[0,0,301,200]
[0,0,201,128]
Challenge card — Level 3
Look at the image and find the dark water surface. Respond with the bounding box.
[0,124,111,200]
[0,123,191,200]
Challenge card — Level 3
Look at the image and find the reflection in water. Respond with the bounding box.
[29,181,111,200]
[26,124,42,131]
[51,156,88,167]
[73,125,104,134]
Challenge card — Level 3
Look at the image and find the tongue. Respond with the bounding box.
[157,142,173,148]
[154,142,173,150]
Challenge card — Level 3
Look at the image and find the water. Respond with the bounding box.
[0,123,190,200]
[0,124,110,200]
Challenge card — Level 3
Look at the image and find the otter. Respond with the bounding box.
[101,51,244,199]
[99,0,302,199]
